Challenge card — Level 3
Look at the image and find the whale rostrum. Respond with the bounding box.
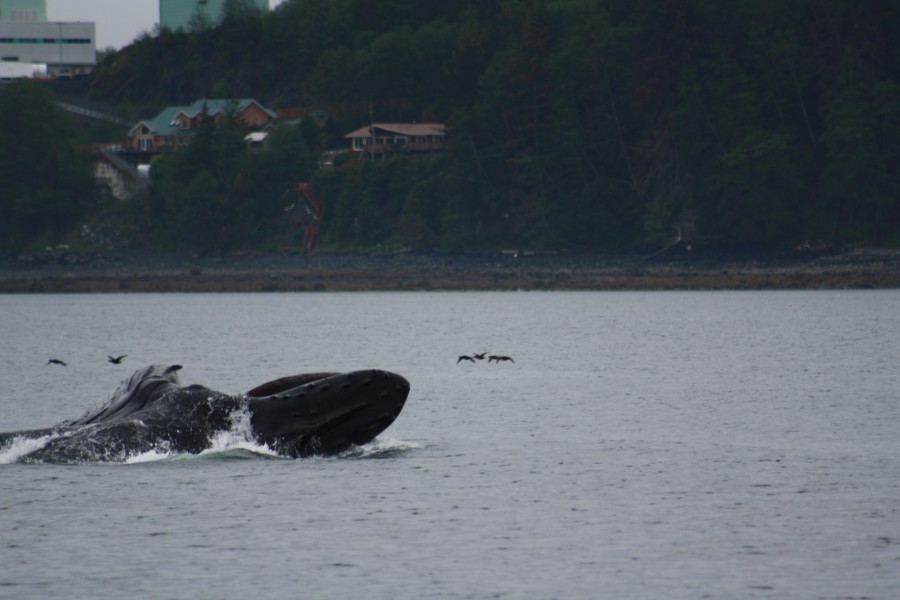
[1,365,410,463]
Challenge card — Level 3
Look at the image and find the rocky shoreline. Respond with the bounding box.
[1,248,900,293]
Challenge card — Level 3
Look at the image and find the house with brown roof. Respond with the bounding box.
[344,123,447,158]
[127,98,277,153]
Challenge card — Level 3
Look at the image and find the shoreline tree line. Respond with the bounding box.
[2,0,898,257]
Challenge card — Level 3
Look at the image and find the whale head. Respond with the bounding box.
[247,369,411,457]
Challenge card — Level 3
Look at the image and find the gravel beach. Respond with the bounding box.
[2,248,900,293]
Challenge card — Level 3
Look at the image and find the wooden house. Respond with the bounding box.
[127,98,278,153]
[344,123,447,158]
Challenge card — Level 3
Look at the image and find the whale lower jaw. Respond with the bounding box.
[247,369,410,458]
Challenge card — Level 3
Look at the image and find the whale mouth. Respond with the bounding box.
[246,370,410,458]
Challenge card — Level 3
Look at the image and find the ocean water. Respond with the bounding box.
[1,290,898,599]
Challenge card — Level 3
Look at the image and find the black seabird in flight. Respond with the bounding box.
[488,355,515,363]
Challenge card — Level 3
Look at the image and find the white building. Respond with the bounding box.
[160,0,269,32]
[0,1,95,77]
[0,0,47,22]
[0,59,44,79]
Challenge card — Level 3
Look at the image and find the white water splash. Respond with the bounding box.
[0,434,57,464]
[200,405,278,458]
[339,437,422,459]
[124,405,278,463]
[125,448,174,464]
[5,410,415,464]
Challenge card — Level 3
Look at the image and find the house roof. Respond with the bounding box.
[178,98,278,121]
[128,105,189,138]
[128,99,277,137]
[344,123,446,139]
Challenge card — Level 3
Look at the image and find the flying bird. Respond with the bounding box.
[457,355,476,363]
[472,352,489,360]
[488,355,515,363]
[108,355,127,364]
[46,359,67,366]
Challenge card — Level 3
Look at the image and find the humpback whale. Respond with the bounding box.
[0,364,410,463]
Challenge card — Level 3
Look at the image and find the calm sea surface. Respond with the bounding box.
[1,291,898,599]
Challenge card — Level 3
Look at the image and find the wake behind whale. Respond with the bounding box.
[0,364,411,464]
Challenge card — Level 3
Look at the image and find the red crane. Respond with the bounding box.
[293,183,323,253]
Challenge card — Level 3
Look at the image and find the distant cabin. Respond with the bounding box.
[345,123,447,158]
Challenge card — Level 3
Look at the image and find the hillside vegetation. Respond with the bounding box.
[3,0,900,256]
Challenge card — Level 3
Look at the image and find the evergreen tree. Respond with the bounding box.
[0,81,93,256]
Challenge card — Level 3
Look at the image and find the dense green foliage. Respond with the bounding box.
[0,81,94,256]
[148,103,320,252]
[6,0,900,255]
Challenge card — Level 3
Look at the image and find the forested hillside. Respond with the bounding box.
[6,0,900,255]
